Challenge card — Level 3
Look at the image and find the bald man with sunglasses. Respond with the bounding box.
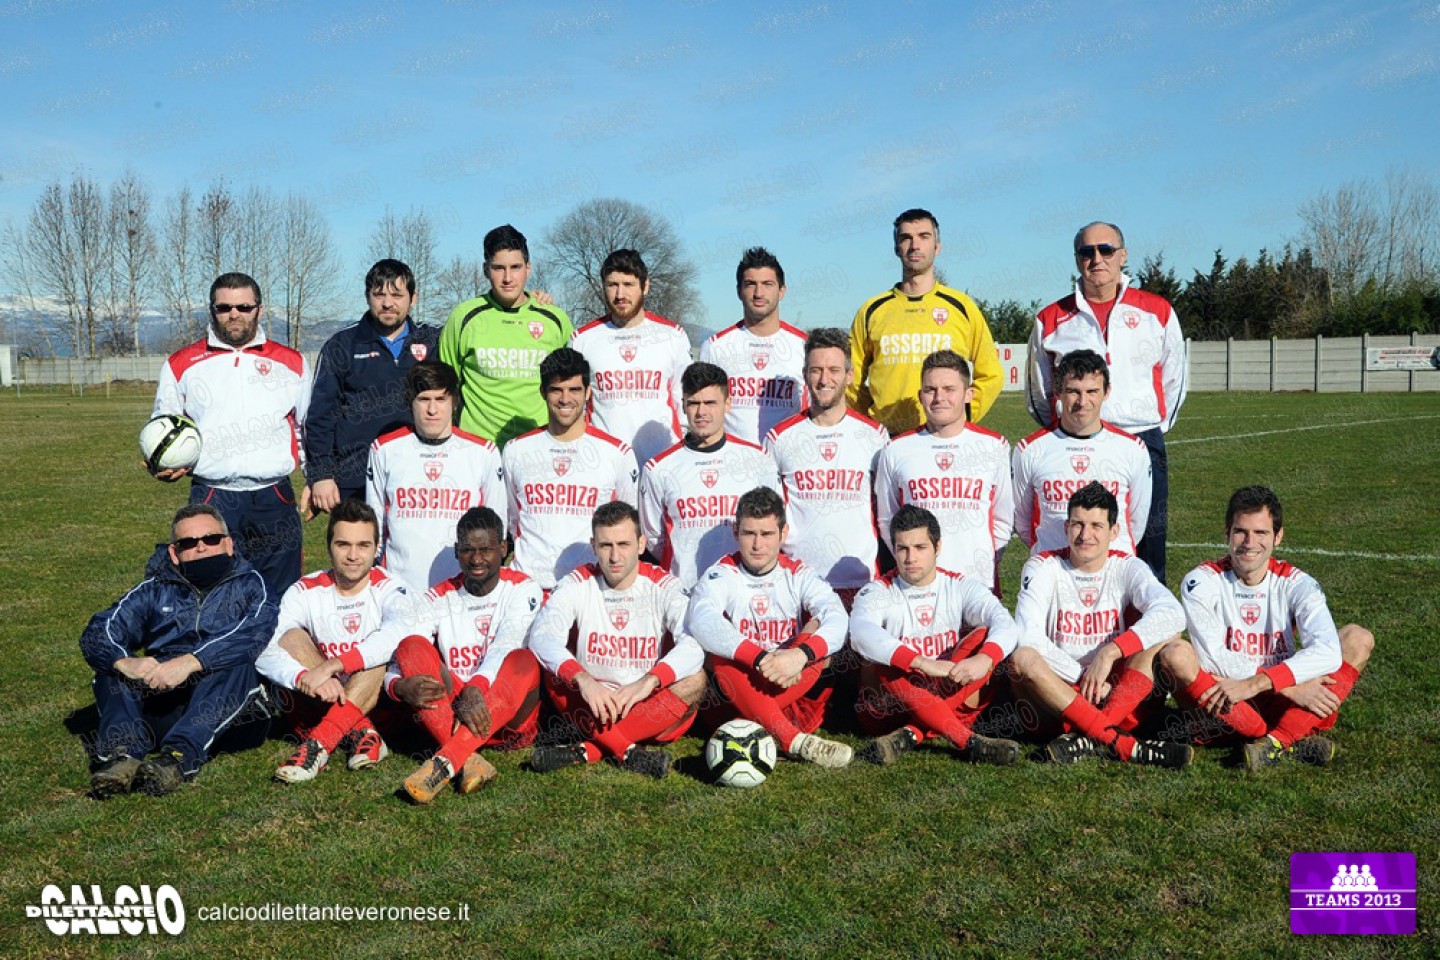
[1026,222,1188,582]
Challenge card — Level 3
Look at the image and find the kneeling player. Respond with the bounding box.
[687,487,853,768]
[528,501,706,778]
[257,500,412,782]
[851,505,1023,765]
[1161,485,1374,771]
[392,507,544,803]
[1008,482,1192,768]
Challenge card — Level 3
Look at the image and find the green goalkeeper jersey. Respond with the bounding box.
[439,292,574,447]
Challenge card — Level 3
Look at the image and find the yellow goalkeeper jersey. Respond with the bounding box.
[847,283,1001,434]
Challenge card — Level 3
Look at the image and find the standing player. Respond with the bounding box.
[764,328,888,605]
[570,249,691,468]
[1007,483,1192,768]
[1027,221,1187,580]
[1013,349,1151,556]
[303,259,440,514]
[848,208,1002,432]
[366,361,506,594]
[874,350,1013,594]
[639,362,781,589]
[699,247,808,444]
[504,348,638,592]
[1160,486,1374,771]
[851,506,1023,765]
[152,272,310,599]
[256,500,413,783]
[687,487,853,768]
[390,507,544,803]
[527,501,707,778]
[440,224,573,447]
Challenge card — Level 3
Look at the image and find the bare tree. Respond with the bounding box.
[160,184,203,344]
[196,181,233,279]
[277,193,339,347]
[107,171,156,355]
[232,185,280,300]
[367,207,439,321]
[22,182,81,354]
[433,254,486,315]
[0,218,62,357]
[69,176,109,356]
[1300,169,1440,301]
[541,198,700,325]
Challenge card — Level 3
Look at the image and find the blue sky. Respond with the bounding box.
[2,0,1437,334]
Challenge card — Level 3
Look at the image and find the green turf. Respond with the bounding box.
[2,390,1436,958]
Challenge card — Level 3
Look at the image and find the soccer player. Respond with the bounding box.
[851,505,1024,765]
[639,361,781,588]
[848,208,1002,433]
[698,247,808,444]
[503,348,638,592]
[764,328,888,606]
[391,507,544,803]
[1027,221,1188,580]
[687,487,853,768]
[1160,485,1375,771]
[366,361,506,594]
[153,272,310,598]
[1013,349,1151,556]
[440,224,574,447]
[1007,482,1192,768]
[302,259,440,514]
[256,500,412,783]
[874,350,1013,594]
[570,249,691,467]
[527,501,707,778]
[83,505,274,797]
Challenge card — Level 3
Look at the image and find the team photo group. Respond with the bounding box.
[82,208,1374,802]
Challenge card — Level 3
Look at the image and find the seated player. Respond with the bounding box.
[1012,349,1151,555]
[850,505,1023,765]
[527,501,706,778]
[256,500,412,783]
[366,360,506,594]
[1160,485,1374,771]
[1008,482,1193,768]
[640,361,781,588]
[83,504,274,798]
[391,507,544,803]
[504,347,637,593]
[687,487,853,768]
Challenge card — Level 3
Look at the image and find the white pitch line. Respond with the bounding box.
[1170,414,1440,445]
[1170,543,1440,563]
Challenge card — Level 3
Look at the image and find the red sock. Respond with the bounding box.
[713,658,822,751]
[1060,695,1136,759]
[1180,670,1267,739]
[1102,668,1154,729]
[590,689,691,759]
[435,650,541,769]
[1270,662,1359,746]
[883,675,977,749]
[309,701,365,753]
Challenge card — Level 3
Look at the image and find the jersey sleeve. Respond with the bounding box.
[873,447,899,552]
[303,340,343,483]
[1014,557,1068,662]
[846,302,875,416]
[959,578,1022,663]
[638,464,668,561]
[152,359,183,419]
[685,568,753,664]
[1125,441,1152,548]
[502,445,522,537]
[79,580,158,674]
[254,583,310,690]
[384,589,442,700]
[472,578,542,689]
[526,576,584,683]
[481,448,507,539]
[1117,558,1185,656]
[1159,304,1188,433]
[1268,571,1343,689]
[966,303,1003,423]
[334,581,418,675]
[1024,317,1054,428]
[991,442,1015,548]
[797,566,848,658]
[365,441,389,565]
[292,354,313,456]
[650,577,704,686]
[614,445,639,507]
[1179,567,1256,679]
[438,306,463,374]
[848,580,907,667]
[1011,445,1038,549]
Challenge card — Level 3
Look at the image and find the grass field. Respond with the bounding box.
[2,388,1437,958]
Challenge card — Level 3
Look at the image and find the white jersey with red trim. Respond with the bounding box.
[384,568,542,696]
[1012,423,1151,555]
[503,425,639,589]
[570,312,690,468]
[685,553,848,664]
[639,436,781,589]
[874,422,1014,591]
[765,409,888,590]
[153,329,311,490]
[256,567,413,691]
[699,321,808,444]
[1015,549,1184,683]
[527,562,703,690]
[1180,555,1342,690]
[849,568,1019,669]
[366,426,507,594]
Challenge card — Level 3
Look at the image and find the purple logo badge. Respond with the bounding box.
[1290,853,1416,934]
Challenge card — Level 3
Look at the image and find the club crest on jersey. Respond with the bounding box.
[1079,587,1099,608]
[749,593,771,618]
[818,441,838,462]
[700,468,719,488]
[916,604,934,628]
[1124,310,1141,330]
[554,456,571,476]
[528,320,544,340]
[610,608,630,630]
[1240,602,1261,626]
[620,345,637,363]
[753,350,769,371]
[410,343,429,361]
[255,359,272,376]
[424,460,444,481]
[475,615,492,636]
[342,613,362,635]
[1071,455,1091,474]
[932,307,949,326]
[934,452,954,471]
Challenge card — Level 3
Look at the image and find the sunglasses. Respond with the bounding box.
[212,303,259,315]
[1075,244,1121,260]
[173,533,228,550]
